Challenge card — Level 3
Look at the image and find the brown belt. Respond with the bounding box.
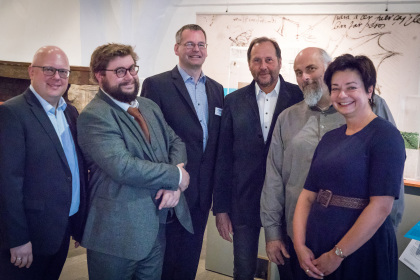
[316,189,369,209]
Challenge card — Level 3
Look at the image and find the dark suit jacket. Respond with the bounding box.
[213,76,303,227]
[0,88,87,255]
[141,66,224,212]
[77,90,192,260]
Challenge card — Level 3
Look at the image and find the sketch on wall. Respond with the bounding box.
[197,13,420,180]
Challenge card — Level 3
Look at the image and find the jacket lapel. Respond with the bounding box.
[171,67,199,120]
[137,100,162,163]
[260,74,296,150]
[97,90,155,161]
[267,75,291,143]
[204,81,216,153]
[245,81,262,133]
[24,89,71,172]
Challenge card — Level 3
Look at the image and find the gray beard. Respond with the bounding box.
[303,86,323,107]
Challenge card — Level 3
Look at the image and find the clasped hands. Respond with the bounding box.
[155,163,190,210]
[295,244,343,279]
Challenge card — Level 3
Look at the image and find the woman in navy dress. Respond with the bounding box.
[292,54,405,279]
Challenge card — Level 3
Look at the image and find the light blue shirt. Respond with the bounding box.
[30,85,80,216]
[177,65,209,151]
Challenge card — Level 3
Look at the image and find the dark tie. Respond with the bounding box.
[127,107,151,143]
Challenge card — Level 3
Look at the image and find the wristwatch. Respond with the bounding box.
[335,245,347,258]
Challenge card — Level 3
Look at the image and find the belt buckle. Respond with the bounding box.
[317,189,333,208]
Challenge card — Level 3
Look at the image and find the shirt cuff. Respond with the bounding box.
[264,226,284,242]
[177,166,182,185]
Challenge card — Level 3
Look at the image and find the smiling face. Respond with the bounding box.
[96,55,140,103]
[330,69,373,119]
[29,46,70,107]
[248,41,281,93]
[175,29,207,71]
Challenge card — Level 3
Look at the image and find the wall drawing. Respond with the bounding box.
[197,13,420,180]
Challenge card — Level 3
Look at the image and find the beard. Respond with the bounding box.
[302,80,323,107]
[254,70,277,89]
[102,77,140,103]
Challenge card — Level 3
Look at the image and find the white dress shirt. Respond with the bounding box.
[255,79,280,142]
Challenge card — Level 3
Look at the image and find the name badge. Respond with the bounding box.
[215,107,222,116]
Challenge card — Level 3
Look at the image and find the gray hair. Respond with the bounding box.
[318,48,332,68]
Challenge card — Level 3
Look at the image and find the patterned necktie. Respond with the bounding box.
[127,107,151,143]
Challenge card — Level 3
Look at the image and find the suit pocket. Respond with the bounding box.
[24,200,44,211]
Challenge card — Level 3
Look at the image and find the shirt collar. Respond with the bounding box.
[101,88,139,111]
[309,104,336,114]
[177,64,206,84]
[30,84,67,114]
[255,77,280,97]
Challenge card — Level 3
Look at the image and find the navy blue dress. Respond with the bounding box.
[303,117,405,280]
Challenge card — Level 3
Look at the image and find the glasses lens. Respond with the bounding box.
[198,43,207,49]
[58,69,70,78]
[115,68,127,78]
[43,67,56,76]
[129,65,139,76]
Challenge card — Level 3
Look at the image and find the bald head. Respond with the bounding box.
[32,46,69,67]
[29,46,70,107]
[294,47,331,107]
[294,47,331,71]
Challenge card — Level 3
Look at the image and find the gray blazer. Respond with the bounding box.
[77,90,192,260]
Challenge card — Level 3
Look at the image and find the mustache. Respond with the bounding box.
[119,81,135,87]
[258,70,270,75]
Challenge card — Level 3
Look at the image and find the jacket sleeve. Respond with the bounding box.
[0,105,30,248]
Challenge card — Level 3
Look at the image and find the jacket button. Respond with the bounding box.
[67,176,72,182]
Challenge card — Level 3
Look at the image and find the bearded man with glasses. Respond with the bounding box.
[77,43,193,280]
[0,46,87,280]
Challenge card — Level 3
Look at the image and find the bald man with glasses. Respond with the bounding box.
[0,46,87,280]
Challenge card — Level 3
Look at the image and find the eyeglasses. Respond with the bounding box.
[179,42,208,50]
[32,66,71,78]
[102,65,139,78]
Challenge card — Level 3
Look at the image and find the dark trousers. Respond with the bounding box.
[277,235,301,280]
[161,204,209,280]
[232,224,261,280]
[87,223,166,280]
[0,227,70,280]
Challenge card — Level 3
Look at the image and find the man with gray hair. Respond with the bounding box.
[260,47,404,279]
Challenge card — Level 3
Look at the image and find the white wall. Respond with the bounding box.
[0,0,81,64]
[1,0,419,76]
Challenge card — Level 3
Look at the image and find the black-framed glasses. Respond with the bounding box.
[102,65,139,78]
[32,66,70,78]
[179,42,208,50]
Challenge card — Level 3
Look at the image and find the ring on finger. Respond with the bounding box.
[16,257,22,261]
[305,269,310,273]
